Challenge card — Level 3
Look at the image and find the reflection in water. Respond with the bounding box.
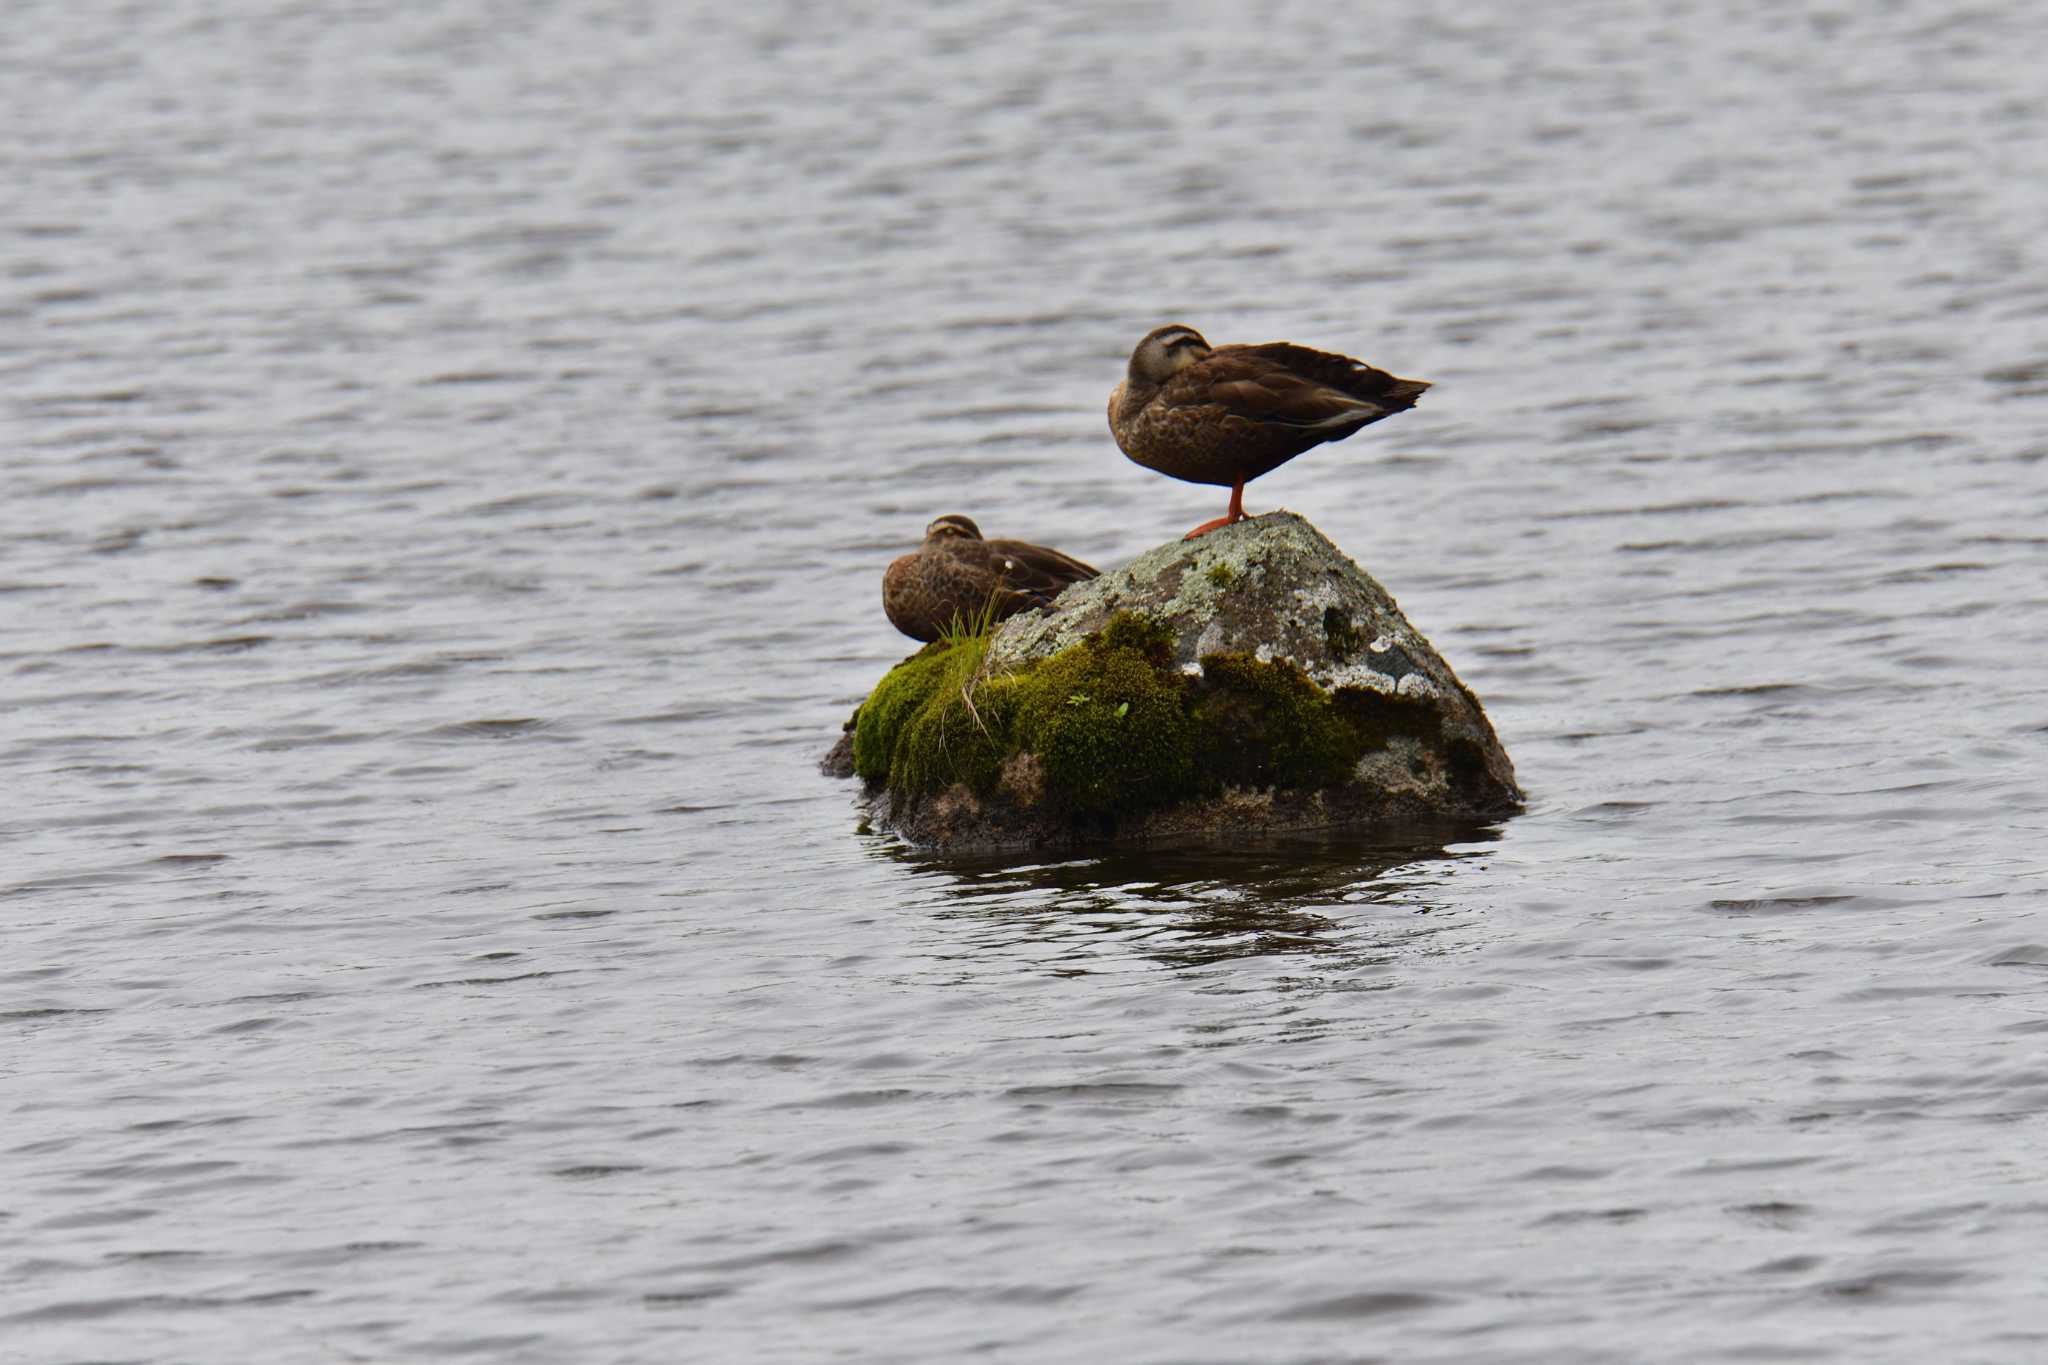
[871,821,1505,968]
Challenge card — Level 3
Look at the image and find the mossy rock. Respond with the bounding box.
[832,513,1521,849]
[849,613,1193,820]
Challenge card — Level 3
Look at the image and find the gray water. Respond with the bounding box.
[6,1,2048,1360]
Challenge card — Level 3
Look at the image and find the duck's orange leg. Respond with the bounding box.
[1183,480,1248,540]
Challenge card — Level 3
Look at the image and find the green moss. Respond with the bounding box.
[851,639,981,785]
[849,610,1456,825]
[895,661,1014,797]
[1206,563,1235,589]
[850,613,1193,816]
[1331,685,1444,751]
[1006,628,1193,816]
[1095,610,1177,664]
[1191,652,1361,791]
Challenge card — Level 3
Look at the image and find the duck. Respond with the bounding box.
[1108,324,1431,538]
[882,514,1099,642]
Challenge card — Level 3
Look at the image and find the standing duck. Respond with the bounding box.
[1108,324,1431,538]
[882,514,1099,642]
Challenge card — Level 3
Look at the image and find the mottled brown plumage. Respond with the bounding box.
[882,514,1098,642]
[1108,324,1431,537]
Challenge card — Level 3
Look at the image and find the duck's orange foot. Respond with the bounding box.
[1183,512,1249,540]
[1184,480,1250,539]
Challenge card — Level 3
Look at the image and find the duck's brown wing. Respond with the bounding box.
[985,538,1099,596]
[1183,344,1429,433]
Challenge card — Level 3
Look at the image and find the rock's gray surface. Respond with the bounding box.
[994,511,1475,696]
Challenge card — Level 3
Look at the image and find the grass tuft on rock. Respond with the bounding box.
[895,654,1013,798]
[851,638,981,786]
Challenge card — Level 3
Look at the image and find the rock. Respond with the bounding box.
[820,727,856,779]
[828,511,1520,850]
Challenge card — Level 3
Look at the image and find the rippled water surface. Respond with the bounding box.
[7,1,2048,1360]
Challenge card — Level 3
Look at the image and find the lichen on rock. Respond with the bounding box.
[826,512,1521,850]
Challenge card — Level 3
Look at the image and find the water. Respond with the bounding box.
[5,0,2047,1359]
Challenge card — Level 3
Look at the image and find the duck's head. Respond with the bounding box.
[925,513,983,541]
[1127,324,1212,386]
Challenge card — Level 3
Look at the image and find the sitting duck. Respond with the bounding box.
[882,514,1098,642]
[1108,324,1431,538]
